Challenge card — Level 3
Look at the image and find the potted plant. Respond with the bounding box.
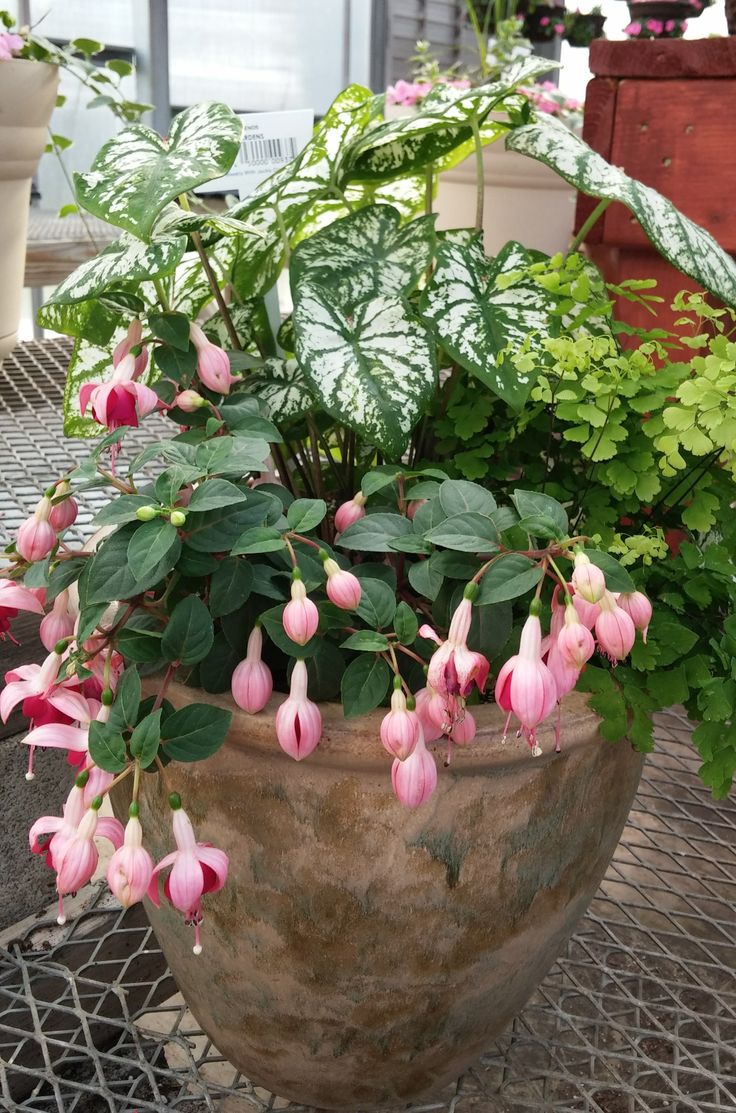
[4,56,736,1109]
[0,10,149,363]
[623,0,710,36]
[564,6,607,46]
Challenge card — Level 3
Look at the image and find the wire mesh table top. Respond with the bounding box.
[0,342,734,1112]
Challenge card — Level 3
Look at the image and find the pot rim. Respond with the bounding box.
[157,681,609,777]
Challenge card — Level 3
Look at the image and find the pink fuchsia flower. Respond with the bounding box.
[391,729,437,808]
[554,23,565,33]
[55,797,123,904]
[571,551,606,604]
[107,806,154,908]
[48,480,78,532]
[646,18,663,31]
[1,647,65,725]
[189,322,239,395]
[39,589,75,652]
[386,79,422,107]
[540,15,550,24]
[572,592,600,629]
[0,31,23,60]
[322,556,361,610]
[80,351,159,431]
[495,606,557,755]
[275,659,322,760]
[148,794,229,954]
[173,389,207,413]
[543,590,581,709]
[231,625,272,713]
[414,684,445,743]
[16,495,57,562]
[113,319,148,377]
[0,577,45,641]
[380,680,420,761]
[334,492,366,533]
[282,571,319,645]
[617,591,652,642]
[625,21,642,34]
[664,18,676,29]
[22,689,109,790]
[557,602,595,669]
[595,591,636,662]
[424,588,490,706]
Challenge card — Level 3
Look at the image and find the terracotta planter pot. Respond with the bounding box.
[0,60,58,362]
[128,683,643,1110]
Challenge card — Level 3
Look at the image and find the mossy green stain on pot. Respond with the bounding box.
[123,683,644,1111]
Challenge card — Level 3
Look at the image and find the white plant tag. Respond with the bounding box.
[196,108,315,197]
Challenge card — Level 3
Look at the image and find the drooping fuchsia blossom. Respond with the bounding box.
[113,318,148,377]
[450,708,476,746]
[495,604,557,755]
[544,589,581,710]
[571,550,606,604]
[275,659,322,761]
[107,805,154,908]
[595,591,636,662]
[48,480,78,532]
[174,389,207,413]
[23,690,114,800]
[617,591,652,643]
[391,727,438,808]
[231,624,273,713]
[322,555,361,610]
[424,585,490,711]
[1,647,66,725]
[415,684,445,743]
[79,351,159,432]
[148,794,229,954]
[572,591,600,629]
[39,589,75,653]
[380,679,420,761]
[189,322,239,395]
[16,495,57,563]
[282,569,319,645]
[334,492,366,534]
[0,31,23,60]
[557,600,596,669]
[0,577,45,641]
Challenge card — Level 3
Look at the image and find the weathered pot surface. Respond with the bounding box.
[131,684,643,1110]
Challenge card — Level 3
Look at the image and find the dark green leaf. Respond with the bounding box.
[394,601,418,645]
[107,666,141,732]
[341,654,391,718]
[129,709,162,769]
[161,596,214,665]
[476,553,543,604]
[127,520,180,580]
[88,721,128,773]
[231,526,286,555]
[341,631,391,652]
[586,550,636,594]
[287,498,327,533]
[355,578,397,629]
[511,490,568,538]
[408,558,443,601]
[438,479,497,517]
[161,702,232,762]
[187,479,248,513]
[209,557,254,617]
[338,513,413,552]
[148,311,191,351]
[424,512,499,552]
[116,626,164,663]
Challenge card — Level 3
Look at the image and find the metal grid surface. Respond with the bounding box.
[0,342,734,1111]
[0,712,733,1113]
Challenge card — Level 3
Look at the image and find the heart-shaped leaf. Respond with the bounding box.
[243,357,314,422]
[419,238,556,408]
[75,101,243,239]
[506,113,736,308]
[293,288,437,458]
[43,233,186,306]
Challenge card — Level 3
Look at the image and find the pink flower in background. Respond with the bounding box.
[391,729,437,808]
[595,591,636,661]
[0,31,23,60]
[16,495,57,562]
[624,20,642,34]
[148,796,229,954]
[231,625,273,713]
[540,15,550,24]
[80,351,159,432]
[112,319,148,377]
[282,574,319,645]
[107,810,154,908]
[174,389,207,412]
[55,802,123,901]
[39,590,75,653]
[495,610,557,755]
[0,577,45,642]
[554,23,565,33]
[48,481,78,532]
[334,492,366,533]
[189,322,239,395]
[617,591,652,642]
[275,659,322,761]
[571,551,606,603]
[380,683,420,761]
[646,18,664,32]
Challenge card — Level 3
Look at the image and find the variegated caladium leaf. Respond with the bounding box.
[74,102,243,240]
[506,114,736,308]
[293,288,437,457]
[43,233,187,307]
[244,357,315,422]
[344,57,552,181]
[36,298,123,346]
[202,302,261,355]
[419,238,557,408]
[168,239,237,319]
[290,205,435,309]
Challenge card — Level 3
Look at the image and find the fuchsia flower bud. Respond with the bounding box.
[572,592,600,629]
[415,685,445,742]
[380,680,420,761]
[16,496,57,562]
[148,793,229,954]
[495,606,557,754]
[391,729,437,808]
[189,322,239,395]
[557,602,595,669]
[275,659,322,761]
[406,499,427,521]
[39,589,75,652]
[48,481,78,532]
[617,591,652,643]
[231,625,273,713]
[595,591,636,662]
[571,551,606,604]
[450,708,476,745]
[283,571,319,645]
[334,492,366,533]
[107,806,154,908]
[113,319,148,377]
[174,389,207,413]
[322,556,361,610]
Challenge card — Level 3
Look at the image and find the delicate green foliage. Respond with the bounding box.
[341,655,391,718]
[160,703,232,761]
[161,596,214,665]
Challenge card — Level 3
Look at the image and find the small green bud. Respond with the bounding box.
[318,549,329,563]
[168,792,182,810]
[101,688,114,706]
[463,581,479,602]
[53,637,71,655]
[75,769,90,789]
[406,694,416,711]
[170,509,187,527]
[136,505,158,522]
[392,675,402,691]
[291,566,302,581]
[90,795,103,811]
[129,801,140,819]
[44,484,57,499]
[529,598,542,617]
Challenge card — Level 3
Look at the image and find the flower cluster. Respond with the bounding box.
[624,16,687,37]
[386,76,471,108]
[519,82,582,121]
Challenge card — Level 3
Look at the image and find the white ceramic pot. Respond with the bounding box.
[0,59,59,362]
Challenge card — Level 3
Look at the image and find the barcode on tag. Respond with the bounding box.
[239,136,298,166]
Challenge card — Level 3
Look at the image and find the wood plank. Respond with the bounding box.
[590,38,736,79]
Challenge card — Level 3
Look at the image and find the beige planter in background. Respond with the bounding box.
[0,59,59,362]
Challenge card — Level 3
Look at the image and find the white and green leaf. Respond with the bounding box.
[44,233,187,306]
[74,101,243,239]
[419,238,556,407]
[293,288,437,458]
[243,357,315,422]
[506,114,736,308]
